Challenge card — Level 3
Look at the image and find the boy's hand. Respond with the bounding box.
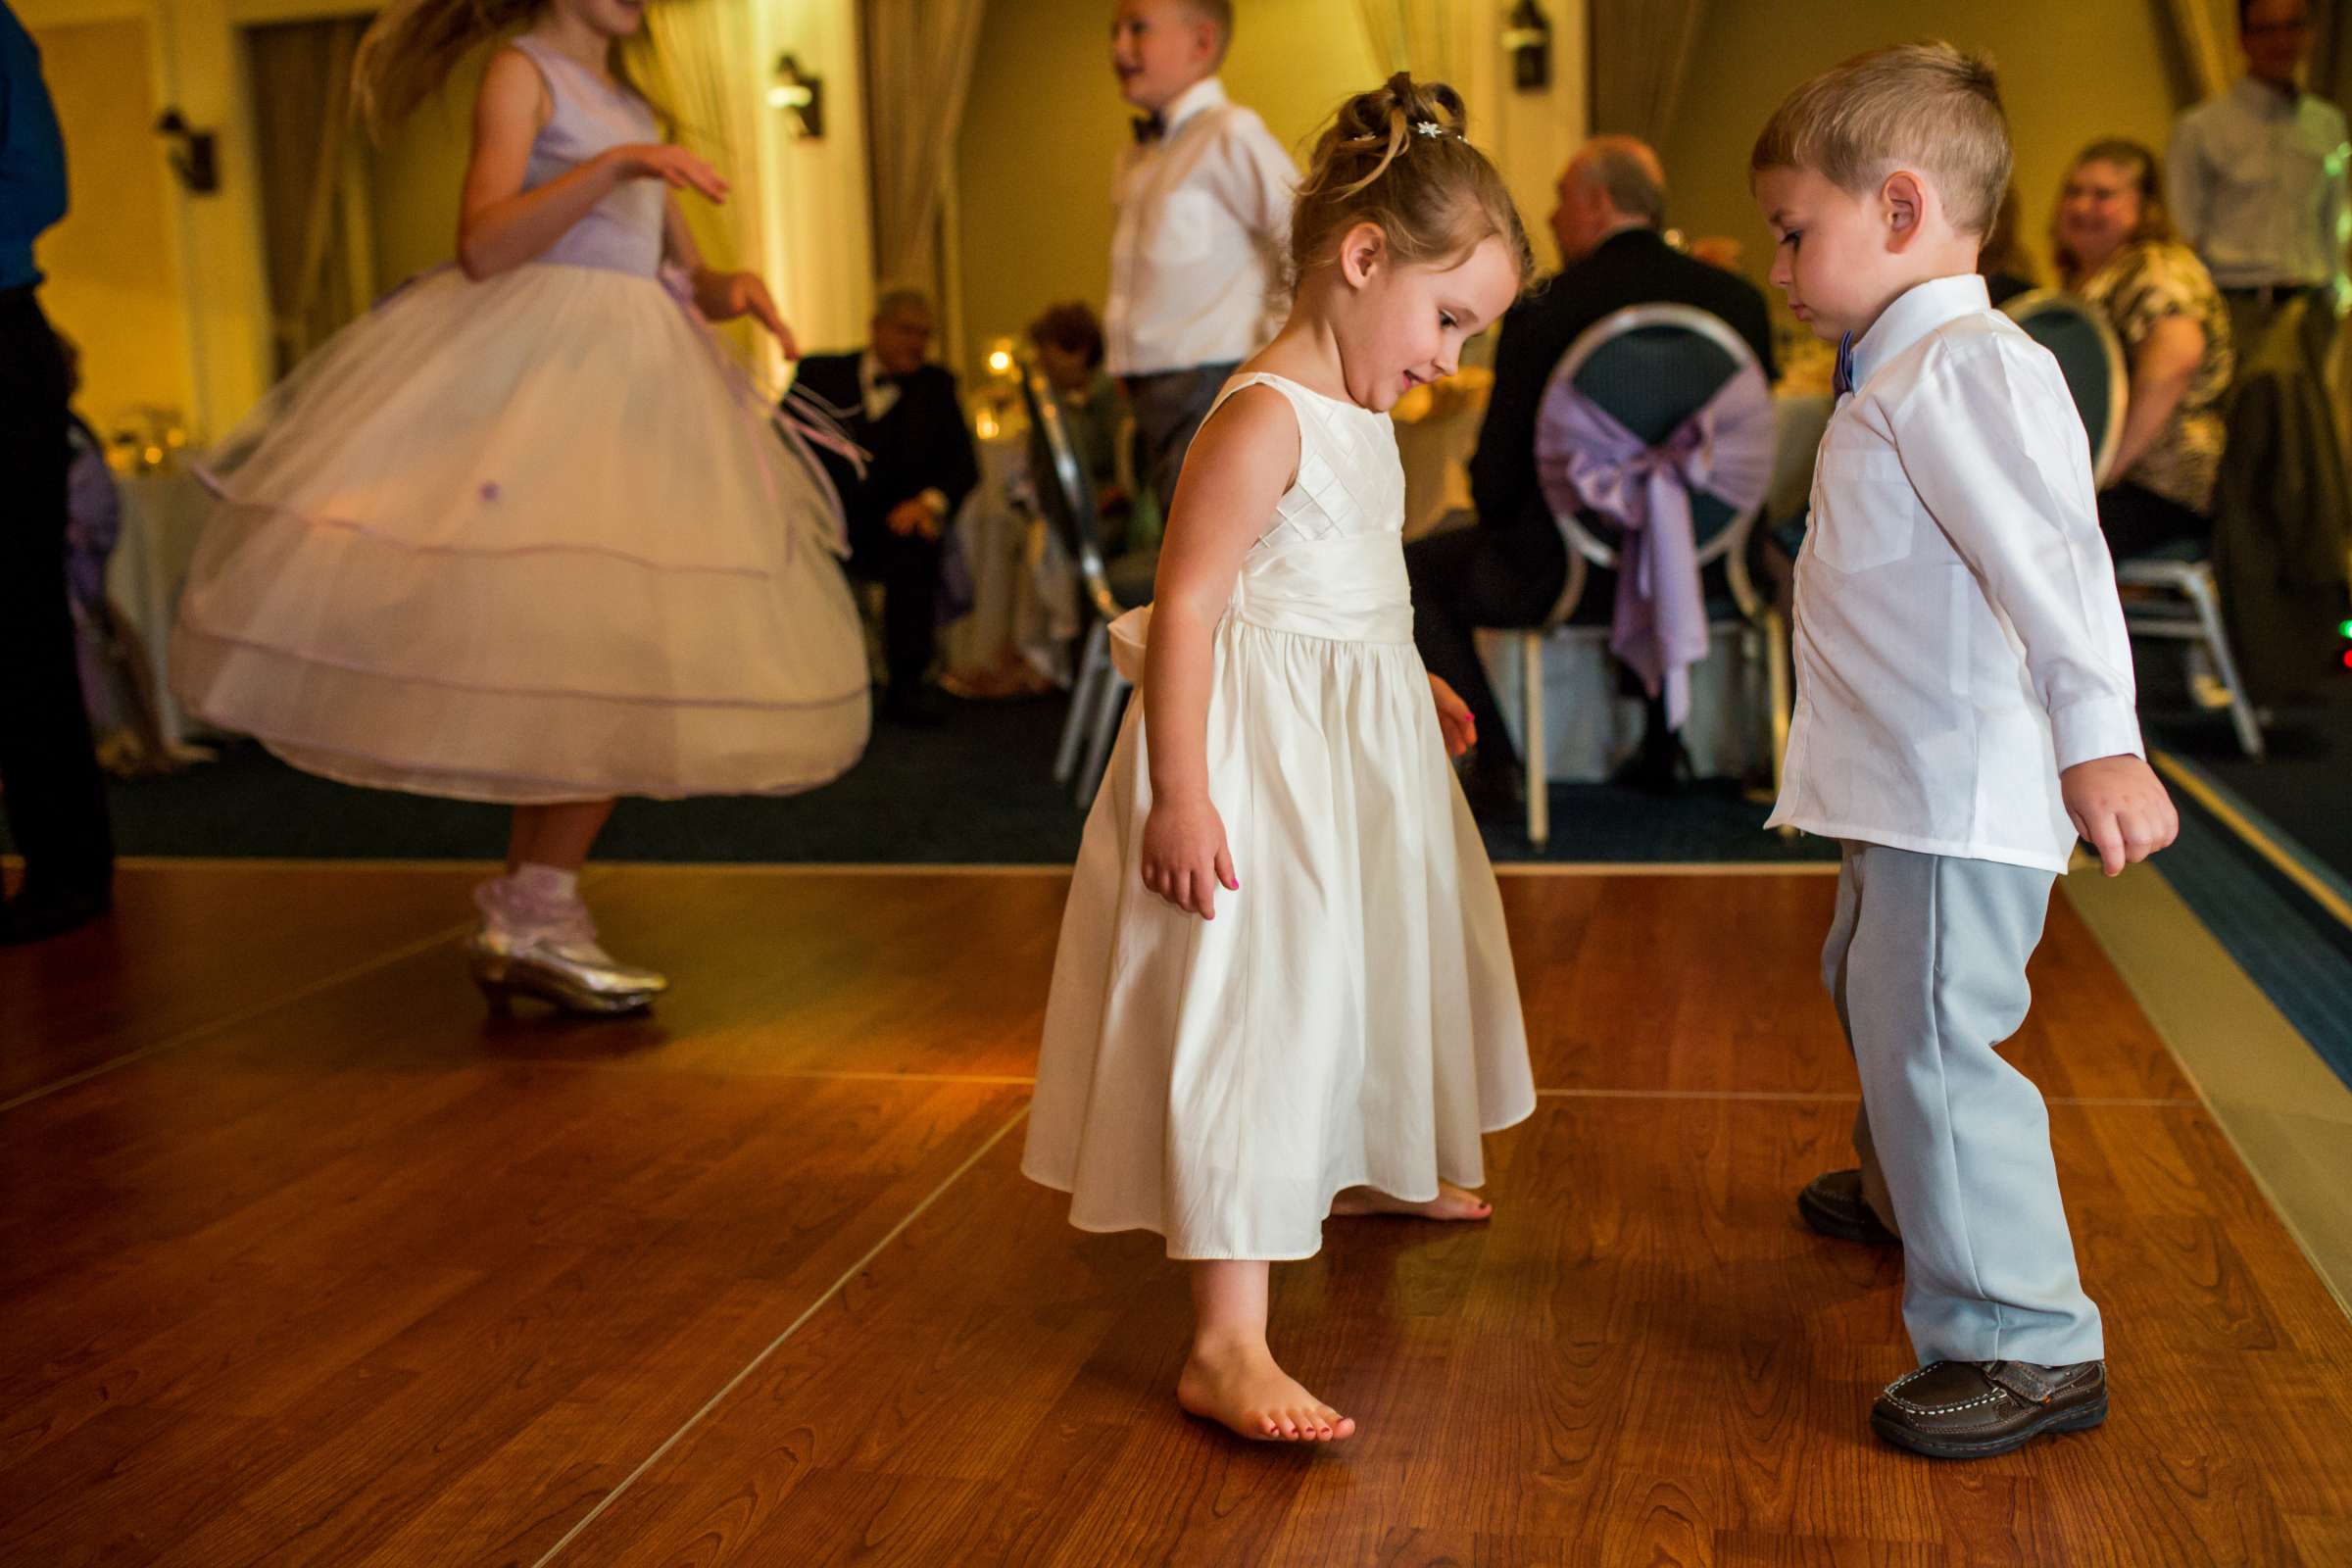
[1429,674,1477,759]
[2060,755,2178,876]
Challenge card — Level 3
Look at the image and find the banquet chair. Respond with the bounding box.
[1519,304,1785,848]
[1027,364,1156,805]
[2003,290,2262,758]
[2001,289,2128,485]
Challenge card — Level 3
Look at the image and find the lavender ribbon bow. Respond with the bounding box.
[1534,360,1774,728]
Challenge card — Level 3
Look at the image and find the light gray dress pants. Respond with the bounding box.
[1826,841,2104,1367]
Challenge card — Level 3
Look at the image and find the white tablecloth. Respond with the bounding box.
[1396,393,1481,541]
[106,468,210,747]
[939,426,1080,689]
[1476,620,1771,782]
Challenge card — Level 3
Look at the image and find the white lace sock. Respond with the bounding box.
[472,864,609,957]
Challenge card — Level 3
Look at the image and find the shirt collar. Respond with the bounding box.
[2231,74,2302,116]
[1162,75,1227,137]
[1848,273,1991,390]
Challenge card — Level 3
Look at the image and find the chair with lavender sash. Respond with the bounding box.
[1515,304,1784,848]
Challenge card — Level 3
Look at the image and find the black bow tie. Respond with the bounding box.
[1132,113,1165,144]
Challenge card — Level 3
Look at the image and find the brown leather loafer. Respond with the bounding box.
[1871,1359,2108,1459]
[1797,1169,1898,1246]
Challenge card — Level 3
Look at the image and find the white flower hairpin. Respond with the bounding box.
[1414,121,1444,138]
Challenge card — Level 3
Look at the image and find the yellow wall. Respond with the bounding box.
[1663,0,2186,303]
[951,0,1384,371]
[362,55,482,291]
[31,16,190,440]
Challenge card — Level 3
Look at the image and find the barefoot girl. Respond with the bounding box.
[1023,74,1538,1443]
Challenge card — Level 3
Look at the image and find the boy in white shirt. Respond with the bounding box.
[1106,0,1296,517]
[1750,44,2180,1459]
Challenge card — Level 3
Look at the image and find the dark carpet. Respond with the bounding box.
[4,691,1833,866]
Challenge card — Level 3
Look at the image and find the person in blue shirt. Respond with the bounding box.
[0,0,113,944]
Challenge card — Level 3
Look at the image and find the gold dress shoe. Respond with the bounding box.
[466,923,668,1015]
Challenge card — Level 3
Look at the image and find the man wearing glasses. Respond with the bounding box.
[2169,0,2350,360]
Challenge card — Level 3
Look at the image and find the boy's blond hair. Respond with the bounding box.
[1175,0,1233,67]
[1748,42,2012,238]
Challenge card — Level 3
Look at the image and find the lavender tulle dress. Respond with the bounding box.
[172,37,869,804]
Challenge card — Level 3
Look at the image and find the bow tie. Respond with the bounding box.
[1832,333,1856,399]
[1132,113,1165,144]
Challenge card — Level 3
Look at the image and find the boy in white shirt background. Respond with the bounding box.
[1750,44,2180,1459]
[1106,0,1297,518]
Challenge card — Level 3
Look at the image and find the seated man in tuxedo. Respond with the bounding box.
[795,290,982,725]
[1406,137,1777,814]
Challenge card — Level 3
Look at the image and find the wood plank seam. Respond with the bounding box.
[0,918,478,1115]
[527,1103,1034,1568]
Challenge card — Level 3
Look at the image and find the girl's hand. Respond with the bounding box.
[710,271,798,357]
[1429,674,1477,759]
[1141,794,1239,919]
[602,144,728,203]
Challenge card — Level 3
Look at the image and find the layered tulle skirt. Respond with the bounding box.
[172,262,869,804]
[1022,595,1537,1260]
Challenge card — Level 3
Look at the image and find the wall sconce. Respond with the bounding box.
[155,109,218,194]
[1500,1,1551,92]
[766,55,823,140]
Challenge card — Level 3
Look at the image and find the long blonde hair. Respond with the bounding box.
[1289,74,1535,297]
[352,0,675,136]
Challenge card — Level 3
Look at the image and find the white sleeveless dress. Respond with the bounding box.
[1022,372,1537,1261]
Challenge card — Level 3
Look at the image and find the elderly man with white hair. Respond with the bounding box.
[796,290,982,726]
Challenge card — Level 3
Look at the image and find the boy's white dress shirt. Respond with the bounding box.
[1105,76,1296,378]
[1768,273,2145,873]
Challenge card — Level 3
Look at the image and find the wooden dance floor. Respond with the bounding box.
[3,862,2348,1566]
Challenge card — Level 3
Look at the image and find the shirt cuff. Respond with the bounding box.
[2050,695,2145,772]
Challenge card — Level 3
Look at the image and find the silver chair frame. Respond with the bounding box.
[1514,304,1788,847]
[1024,365,1134,805]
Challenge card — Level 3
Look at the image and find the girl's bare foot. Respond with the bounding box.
[1176,1339,1355,1443]
[1329,1179,1494,1221]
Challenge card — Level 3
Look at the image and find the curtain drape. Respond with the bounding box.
[245,19,366,374]
[2154,0,2236,106]
[643,0,762,277]
[861,0,989,291]
[1355,0,1469,82]
[1588,0,1707,146]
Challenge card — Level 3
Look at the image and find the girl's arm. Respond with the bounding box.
[2105,316,2203,481]
[662,194,797,357]
[1138,384,1298,920]
[455,47,726,281]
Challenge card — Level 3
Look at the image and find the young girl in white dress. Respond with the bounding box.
[1022,75,1538,1444]
[172,0,868,1014]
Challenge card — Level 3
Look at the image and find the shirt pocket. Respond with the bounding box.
[1809,446,1917,573]
[1151,189,1219,267]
